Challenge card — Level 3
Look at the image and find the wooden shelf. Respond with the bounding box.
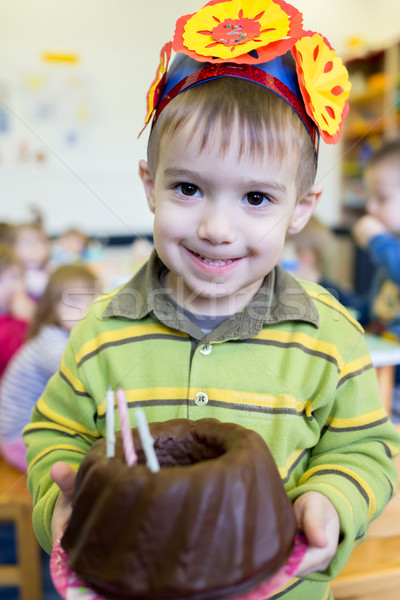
[350,85,387,104]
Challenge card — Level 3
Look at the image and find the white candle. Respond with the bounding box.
[106,385,115,458]
[135,407,160,473]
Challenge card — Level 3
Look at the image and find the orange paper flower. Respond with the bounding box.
[292,32,351,144]
[144,42,172,129]
[173,0,303,64]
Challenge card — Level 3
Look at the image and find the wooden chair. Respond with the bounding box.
[331,449,400,600]
[0,454,42,600]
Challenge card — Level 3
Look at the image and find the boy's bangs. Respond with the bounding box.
[147,77,317,197]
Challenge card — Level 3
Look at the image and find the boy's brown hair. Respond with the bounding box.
[147,77,317,200]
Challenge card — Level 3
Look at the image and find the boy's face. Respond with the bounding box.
[366,160,400,234]
[140,119,317,316]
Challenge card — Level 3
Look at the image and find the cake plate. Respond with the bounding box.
[51,532,307,600]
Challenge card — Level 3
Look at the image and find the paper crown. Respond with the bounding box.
[142,0,351,148]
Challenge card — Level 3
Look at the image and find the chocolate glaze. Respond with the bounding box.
[62,418,296,600]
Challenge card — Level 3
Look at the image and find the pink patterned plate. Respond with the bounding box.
[51,532,307,600]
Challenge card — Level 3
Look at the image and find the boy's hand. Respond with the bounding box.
[352,215,387,248]
[50,461,77,544]
[293,491,340,577]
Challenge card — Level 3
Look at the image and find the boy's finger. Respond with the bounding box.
[50,461,76,500]
[299,504,328,548]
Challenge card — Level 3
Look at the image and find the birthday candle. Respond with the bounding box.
[106,385,115,458]
[135,407,160,473]
[116,388,137,467]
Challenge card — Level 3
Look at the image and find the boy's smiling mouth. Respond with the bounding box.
[189,249,241,267]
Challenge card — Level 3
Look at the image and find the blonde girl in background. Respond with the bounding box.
[0,264,100,471]
[14,222,51,301]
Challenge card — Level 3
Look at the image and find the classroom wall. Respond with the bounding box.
[0,0,399,236]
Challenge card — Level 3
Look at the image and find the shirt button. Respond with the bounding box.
[194,392,209,406]
[199,344,212,355]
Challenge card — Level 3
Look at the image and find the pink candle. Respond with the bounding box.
[116,388,137,467]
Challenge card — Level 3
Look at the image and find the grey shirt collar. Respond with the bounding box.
[102,251,319,342]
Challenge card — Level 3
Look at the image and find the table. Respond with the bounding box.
[0,455,42,600]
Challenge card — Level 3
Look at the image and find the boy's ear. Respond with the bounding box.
[139,160,156,213]
[287,183,323,235]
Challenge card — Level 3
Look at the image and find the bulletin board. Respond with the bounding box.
[0,0,174,237]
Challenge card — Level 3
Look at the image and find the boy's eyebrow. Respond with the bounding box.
[237,179,288,193]
[162,167,199,180]
[162,168,288,193]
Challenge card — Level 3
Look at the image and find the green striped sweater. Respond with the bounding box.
[24,253,400,600]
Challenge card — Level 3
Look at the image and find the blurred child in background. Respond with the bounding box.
[51,227,91,266]
[285,216,335,282]
[14,222,51,301]
[0,264,100,471]
[286,216,368,320]
[353,138,400,420]
[0,243,35,377]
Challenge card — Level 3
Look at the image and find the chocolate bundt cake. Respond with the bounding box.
[61,418,296,600]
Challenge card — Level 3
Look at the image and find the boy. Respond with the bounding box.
[353,138,400,420]
[24,2,400,599]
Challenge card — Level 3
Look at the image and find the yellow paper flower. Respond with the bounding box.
[293,32,351,143]
[144,42,172,128]
[173,0,303,64]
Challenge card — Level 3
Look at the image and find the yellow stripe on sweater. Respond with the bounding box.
[75,323,189,364]
[23,420,97,442]
[97,387,190,416]
[326,408,388,430]
[279,447,306,479]
[35,397,99,437]
[300,464,376,519]
[28,443,87,469]
[339,354,373,380]
[60,361,88,394]
[255,329,345,369]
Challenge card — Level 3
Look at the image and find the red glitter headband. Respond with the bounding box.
[153,62,319,153]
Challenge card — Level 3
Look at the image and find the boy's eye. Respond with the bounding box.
[178,183,199,197]
[245,192,269,207]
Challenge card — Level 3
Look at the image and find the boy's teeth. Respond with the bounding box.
[197,253,233,266]
[205,258,232,265]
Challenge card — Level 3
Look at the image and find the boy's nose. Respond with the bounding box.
[197,208,236,245]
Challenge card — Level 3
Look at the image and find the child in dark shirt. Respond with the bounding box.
[353,138,400,420]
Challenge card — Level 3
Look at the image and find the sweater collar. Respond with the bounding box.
[102,251,319,341]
